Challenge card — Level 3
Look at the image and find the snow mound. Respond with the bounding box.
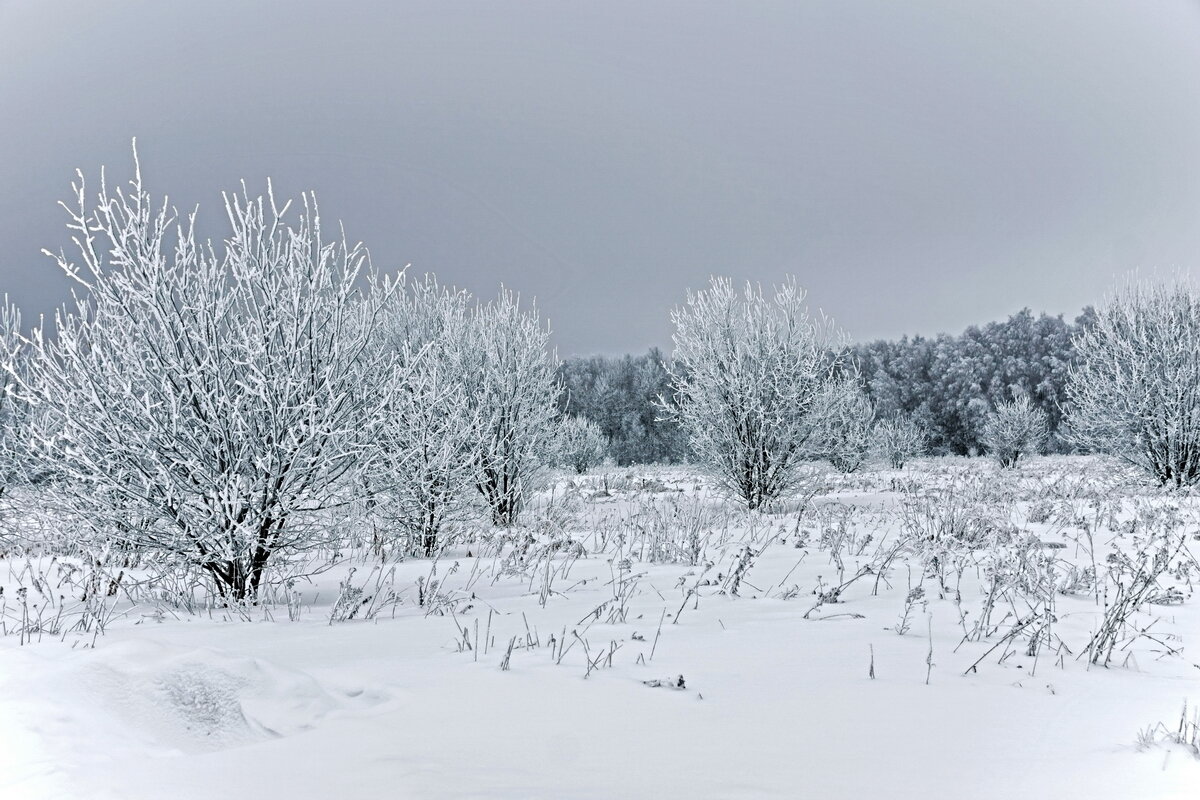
[76,640,382,753]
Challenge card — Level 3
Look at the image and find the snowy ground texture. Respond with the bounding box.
[4,455,1200,799]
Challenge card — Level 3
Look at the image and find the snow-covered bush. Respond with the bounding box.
[818,377,875,473]
[369,275,480,557]
[665,276,841,509]
[0,300,30,493]
[1066,279,1200,487]
[0,299,33,550]
[462,290,560,526]
[21,153,401,600]
[555,416,608,474]
[980,395,1048,468]
[873,414,926,469]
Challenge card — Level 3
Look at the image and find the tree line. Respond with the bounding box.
[559,306,1090,463]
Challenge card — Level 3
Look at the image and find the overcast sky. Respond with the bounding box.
[2,0,1198,355]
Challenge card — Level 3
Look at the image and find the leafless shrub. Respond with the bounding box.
[554,416,609,474]
[818,377,875,474]
[463,289,560,526]
[873,414,926,469]
[368,275,480,558]
[1066,278,1200,487]
[665,276,842,510]
[981,394,1048,469]
[20,148,401,601]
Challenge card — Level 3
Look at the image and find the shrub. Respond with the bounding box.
[22,151,399,600]
[819,378,875,473]
[873,415,926,469]
[556,416,609,474]
[665,276,842,510]
[1066,279,1200,487]
[370,275,480,557]
[462,290,560,526]
[980,395,1048,468]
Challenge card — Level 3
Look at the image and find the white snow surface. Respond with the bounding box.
[3,457,1200,799]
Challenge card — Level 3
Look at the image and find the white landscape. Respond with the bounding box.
[4,458,1200,799]
[1,155,1199,800]
[3,3,1200,799]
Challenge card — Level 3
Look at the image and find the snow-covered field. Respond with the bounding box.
[4,456,1200,799]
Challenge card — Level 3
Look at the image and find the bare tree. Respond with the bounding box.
[0,299,34,550]
[1066,279,1200,486]
[20,150,400,600]
[818,377,875,473]
[555,416,609,474]
[872,414,926,469]
[980,394,1048,468]
[462,289,560,526]
[370,274,480,556]
[665,276,841,509]
[0,300,29,494]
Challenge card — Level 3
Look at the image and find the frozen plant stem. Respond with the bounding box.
[925,615,934,685]
[650,608,666,661]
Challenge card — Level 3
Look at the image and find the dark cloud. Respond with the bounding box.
[2,0,1197,354]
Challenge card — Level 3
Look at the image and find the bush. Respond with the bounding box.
[23,151,399,600]
[819,378,875,473]
[980,395,1048,468]
[665,276,842,510]
[369,275,480,557]
[556,416,609,474]
[462,289,560,526]
[1066,279,1200,487]
[873,415,926,469]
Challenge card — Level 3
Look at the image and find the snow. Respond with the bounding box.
[3,457,1200,799]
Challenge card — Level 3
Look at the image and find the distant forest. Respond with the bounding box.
[559,308,1092,464]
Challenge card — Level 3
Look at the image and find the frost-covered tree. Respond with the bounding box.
[0,300,31,497]
[370,275,480,556]
[818,377,875,473]
[980,394,1047,468]
[872,415,926,469]
[555,416,608,474]
[0,300,35,551]
[462,290,559,526]
[1065,279,1200,486]
[666,276,841,509]
[22,152,401,599]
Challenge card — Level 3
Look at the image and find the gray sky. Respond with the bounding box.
[2,0,1198,355]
